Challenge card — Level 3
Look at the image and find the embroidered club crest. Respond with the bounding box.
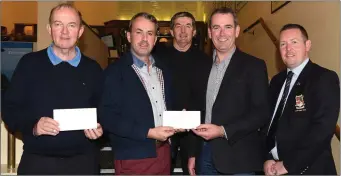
[295,94,305,110]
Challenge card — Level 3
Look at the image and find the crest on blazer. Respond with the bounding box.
[295,94,306,112]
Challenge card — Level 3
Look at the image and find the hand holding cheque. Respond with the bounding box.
[163,110,201,130]
[163,110,225,140]
[33,108,102,140]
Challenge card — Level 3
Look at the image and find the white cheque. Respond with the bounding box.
[53,108,97,131]
[163,111,200,129]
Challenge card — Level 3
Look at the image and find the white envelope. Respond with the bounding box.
[53,108,97,131]
[163,111,200,129]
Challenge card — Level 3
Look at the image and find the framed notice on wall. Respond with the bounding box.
[1,42,33,80]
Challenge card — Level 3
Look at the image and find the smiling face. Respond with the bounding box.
[170,16,196,47]
[279,28,311,69]
[208,13,240,55]
[127,16,157,59]
[47,7,84,50]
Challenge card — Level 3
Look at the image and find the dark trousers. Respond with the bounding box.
[197,142,255,175]
[114,143,171,175]
[17,151,100,175]
[171,132,189,175]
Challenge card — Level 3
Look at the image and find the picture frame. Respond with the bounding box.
[271,1,290,14]
[235,2,248,13]
[101,34,116,49]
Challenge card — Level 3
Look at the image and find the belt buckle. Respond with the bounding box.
[156,140,164,147]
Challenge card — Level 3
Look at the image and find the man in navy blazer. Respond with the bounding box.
[99,12,176,175]
[264,24,340,175]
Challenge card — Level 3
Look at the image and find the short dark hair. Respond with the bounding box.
[49,3,83,26]
[280,23,309,41]
[209,7,238,28]
[170,12,196,30]
[128,12,158,34]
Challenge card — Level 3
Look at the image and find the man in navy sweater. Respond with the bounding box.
[99,12,177,175]
[2,3,103,175]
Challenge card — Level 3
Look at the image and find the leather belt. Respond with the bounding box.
[156,140,168,147]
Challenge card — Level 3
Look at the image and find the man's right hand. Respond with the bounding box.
[264,160,276,176]
[188,157,196,175]
[33,117,60,136]
[147,126,175,141]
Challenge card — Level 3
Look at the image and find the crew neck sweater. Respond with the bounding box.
[2,48,103,156]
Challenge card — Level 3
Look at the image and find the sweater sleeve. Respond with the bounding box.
[2,55,40,134]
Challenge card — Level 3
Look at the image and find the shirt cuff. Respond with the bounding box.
[221,126,228,139]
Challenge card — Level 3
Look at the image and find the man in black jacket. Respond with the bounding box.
[264,24,339,175]
[2,3,103,174]
[153,11,212,175]
[188,7,269,175]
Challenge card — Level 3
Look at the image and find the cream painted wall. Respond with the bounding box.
[237,1,340,78]
[236,2,340,174]
[73,1,119,25]
[0,1,37,35]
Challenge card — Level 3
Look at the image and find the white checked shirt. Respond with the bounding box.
[131,52,166,127]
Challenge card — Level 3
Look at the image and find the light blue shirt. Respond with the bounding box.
[131,50,155,68]
[47,44,81,67]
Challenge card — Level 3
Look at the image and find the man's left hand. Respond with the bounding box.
[273,161,288,175]
[192,124,225,140]
[84,123,103,140]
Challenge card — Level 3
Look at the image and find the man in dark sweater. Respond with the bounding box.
[2,3,103,175]
[153,12,212,175]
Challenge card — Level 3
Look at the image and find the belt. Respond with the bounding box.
[156,140,168,147]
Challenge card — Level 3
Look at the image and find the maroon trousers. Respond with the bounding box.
[114,143,171,175]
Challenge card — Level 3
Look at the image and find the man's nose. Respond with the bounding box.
[61,26,69,34]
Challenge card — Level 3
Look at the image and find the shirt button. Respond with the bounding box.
[159,114,161,117]
[152,87,155,89]
[156,101,158,103]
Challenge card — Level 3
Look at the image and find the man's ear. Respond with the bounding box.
[208,27,212,39]
[46,24,52,36]
[78,25,84,39]
[127,31,131,43]
[235,25,240,38]
[193,29,197,37]
[170,29,174,37]
[305,39,312,52]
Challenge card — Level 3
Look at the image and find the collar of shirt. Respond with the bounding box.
[287,58,310,78]
[47,44,81,67]
[131,50,155,68]
[212,47,236,66]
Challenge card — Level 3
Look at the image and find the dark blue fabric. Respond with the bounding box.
[2,48,103,156]
[99,51,172,160]
[198,142,256,175]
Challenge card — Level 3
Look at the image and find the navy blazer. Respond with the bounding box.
[99,52,172,160]
[266,61,339,175]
